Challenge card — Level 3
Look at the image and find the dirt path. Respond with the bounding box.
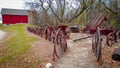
[0,30,8,53]
[54,33,99,68]
[30,34,54,67]
[0,30,7,41]
[30,32,103,68]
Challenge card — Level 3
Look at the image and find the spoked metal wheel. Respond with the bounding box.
[92,38,95,53]
[94,33,98,55]
[57,28,67,52]
[47,29,51,41]
[96,40,102,61]
[45,27,48,40]
[44,27,51,41]
[106,31,115,46]
[94,27,102,62]
[108,39,114,46]
[53,28,67,60]
[51,30,55,43]
[40,28,44,37]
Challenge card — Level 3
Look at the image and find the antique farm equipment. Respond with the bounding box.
[78,15,117,62]
[91,28,120,62]
[82,15,119,45]
[83,15,107,33]
[92,27,102,61]
[53,25,69,60]
[112,48,120,61]
[106,30,120,46]
[70,25,79,33]
[27,25,70,61]
[27,26,45,37]
[45,26,54,41]
[82,15,120,62]
[39,27,45,37]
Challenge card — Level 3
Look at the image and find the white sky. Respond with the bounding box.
[0,0,25,11]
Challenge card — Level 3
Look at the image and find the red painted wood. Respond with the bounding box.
[2,14,28,24]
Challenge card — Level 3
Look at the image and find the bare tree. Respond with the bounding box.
[47,0,94,23]
[100,0,120,28]
[25,0,94,26]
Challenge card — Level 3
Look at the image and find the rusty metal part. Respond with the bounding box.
[96,40,102,61]
[92,27,102,62]
[106,30,120,46]
[73,36,93,42]
[92,38,96,53]
[70,26,79,33]
[27,25,69,61]
[53,27,68,60]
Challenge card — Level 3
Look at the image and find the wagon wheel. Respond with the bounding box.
[53,28,67,60]
[45,27,48,40]
[57,28,67,52]
[42,28,45,38]
[96,40,102,61]
[95,27,102,61]
[106,32,114,46]
[38,28,42,37]
[116,30,120,42]
[47,29,51,41]
[94,34,98,55]
[92,38,95,53]
[40,28,43,37]
[51,30,55,43]
[44,27,49,40]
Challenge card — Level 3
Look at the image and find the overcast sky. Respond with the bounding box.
[0,0,25,12]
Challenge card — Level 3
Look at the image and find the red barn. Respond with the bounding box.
[1,8,28,24]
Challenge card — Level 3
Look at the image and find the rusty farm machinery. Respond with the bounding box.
[27,15,120,62]
[27,25,70,60]
[75,15,120,62]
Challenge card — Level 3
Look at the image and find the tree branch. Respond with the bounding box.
[48,0,62,22]
[100,0,116,14]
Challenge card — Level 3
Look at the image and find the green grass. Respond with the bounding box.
[0,24,38,64]
[0,23,2,26]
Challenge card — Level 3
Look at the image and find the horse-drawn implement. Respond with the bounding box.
[83,15,120,62]
[27,25,70,60]
[92,28,120,62]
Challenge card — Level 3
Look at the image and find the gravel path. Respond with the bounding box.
[54,33,100,68]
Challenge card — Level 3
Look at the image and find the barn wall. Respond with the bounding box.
[2,14,28,24]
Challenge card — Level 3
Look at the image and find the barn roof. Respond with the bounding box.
[1,8,28,15]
